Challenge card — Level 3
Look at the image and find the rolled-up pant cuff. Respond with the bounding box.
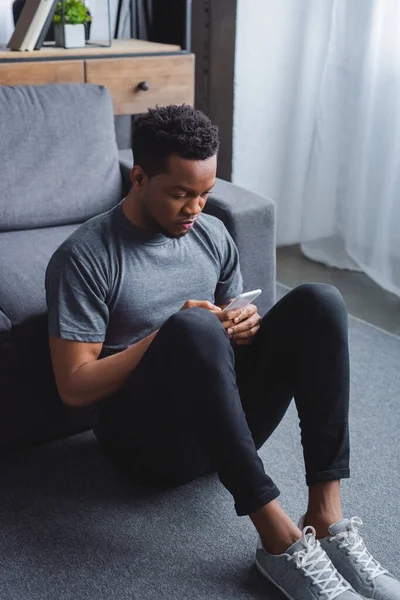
[306,468,350,486]
[235,484,281,517]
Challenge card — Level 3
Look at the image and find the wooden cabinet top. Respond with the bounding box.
[0,39,183,62]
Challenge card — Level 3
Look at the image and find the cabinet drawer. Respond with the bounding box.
[85,54,194,115]
[0,60,84,86]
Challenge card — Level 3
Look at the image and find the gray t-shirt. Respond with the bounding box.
[45,200,243,358]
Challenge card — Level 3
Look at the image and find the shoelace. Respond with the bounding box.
[331,516,388,581]
[287,526,352,600]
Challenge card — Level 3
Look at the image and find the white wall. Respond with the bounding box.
[84,0,120,40]
[0,0,14,44]
[232,0,333,242]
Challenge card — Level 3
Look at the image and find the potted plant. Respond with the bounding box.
[53,0,92,49]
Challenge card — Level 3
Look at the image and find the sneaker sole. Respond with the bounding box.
[255,556,298,600]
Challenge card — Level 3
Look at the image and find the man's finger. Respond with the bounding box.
[221,307,244,320]
[228,313,261,336]
[217,307,243,324]
[203,301,221,311]
[231,303,257,324]
[181,300,221,312]
[193,300,221,311]
[221,304,256,327]
[231,324,260,340]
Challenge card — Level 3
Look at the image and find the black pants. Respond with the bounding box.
[93,283,350,517]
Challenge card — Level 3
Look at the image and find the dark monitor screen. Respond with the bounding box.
[152,0,191,50]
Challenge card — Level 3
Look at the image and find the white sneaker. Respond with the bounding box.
[298,515,400,600]
[255,525,363,600]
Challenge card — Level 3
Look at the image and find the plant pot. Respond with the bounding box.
[54,23,86,49]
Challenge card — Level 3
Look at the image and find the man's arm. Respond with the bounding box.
[49,299,223,409]
[49,330,158,409]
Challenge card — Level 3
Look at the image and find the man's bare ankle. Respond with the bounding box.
[249,500,302,555]
[260,530,301,555]
[303,510,342,539]
[305,481,342,538]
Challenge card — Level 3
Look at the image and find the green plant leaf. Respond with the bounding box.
[54,0,91,25]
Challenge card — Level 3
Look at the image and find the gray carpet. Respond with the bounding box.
[1,283,399,600]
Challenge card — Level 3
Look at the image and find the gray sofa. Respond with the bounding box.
[0,83,275,455]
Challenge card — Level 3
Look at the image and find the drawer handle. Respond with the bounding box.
[137,81,150,91]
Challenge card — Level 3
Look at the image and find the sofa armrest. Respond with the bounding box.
[119,150,133,195]
[204,179,276,316]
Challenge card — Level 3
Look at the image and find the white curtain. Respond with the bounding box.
[300,0,400,297]
[233,0,400,298]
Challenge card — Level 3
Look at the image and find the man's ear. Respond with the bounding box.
[131,165,147,190]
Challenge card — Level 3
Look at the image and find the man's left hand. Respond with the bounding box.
[224,303,261,346]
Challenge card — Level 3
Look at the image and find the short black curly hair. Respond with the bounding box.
[131,104,219,178]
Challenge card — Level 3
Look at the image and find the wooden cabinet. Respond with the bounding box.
[85,54,194,115]
[0,60,84,86]
[0,40,194,115]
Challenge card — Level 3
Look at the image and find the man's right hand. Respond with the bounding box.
[180,299,222,315]
[179,300,251,344]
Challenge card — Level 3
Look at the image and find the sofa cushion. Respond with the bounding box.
[0,84,123,231]
[0,224,80,328]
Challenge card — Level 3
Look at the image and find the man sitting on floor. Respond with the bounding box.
[45,105,400,600]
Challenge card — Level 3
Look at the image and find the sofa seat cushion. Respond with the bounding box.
[0,224,79,331]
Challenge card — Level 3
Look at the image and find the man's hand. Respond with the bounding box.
[216,303,261,346]
[180,300,222,315]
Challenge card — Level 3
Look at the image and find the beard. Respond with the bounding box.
[141,203,187,239]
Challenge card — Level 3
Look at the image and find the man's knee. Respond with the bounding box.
[163,307,227,342]
[292,283,347,320]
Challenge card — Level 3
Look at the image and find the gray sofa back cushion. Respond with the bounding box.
[0,84,123,231]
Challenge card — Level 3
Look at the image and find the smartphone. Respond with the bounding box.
[222,289,262,312]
